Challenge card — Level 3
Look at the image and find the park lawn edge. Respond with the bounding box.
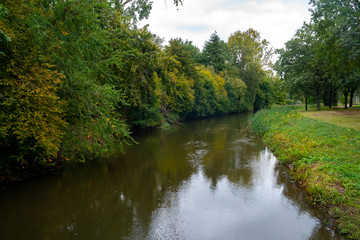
[251,106,360,240]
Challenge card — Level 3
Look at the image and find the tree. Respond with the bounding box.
[310,0,360,108]
[164,38,197,78]
[276,23,327,111]
[201,31,228,73]
[112,0,184,23]
[224,75,247,112]
[110,27,162,128]
[228,28,273,110]
[0,4,11,56]
[0,0,67,163]
[0,0,134,163]
[183,40,202,64]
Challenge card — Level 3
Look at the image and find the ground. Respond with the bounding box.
[299,107,360,131]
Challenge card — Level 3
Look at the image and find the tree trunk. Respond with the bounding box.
[329,91,332,108]
[344,90,349,109]
[305,96,308,111]
[332,91,338,106]
[350,90,355,107]
[316,95,321,111]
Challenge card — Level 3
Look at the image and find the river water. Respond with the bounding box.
[0,114,347,240]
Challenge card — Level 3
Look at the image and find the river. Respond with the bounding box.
[0,113,347,240]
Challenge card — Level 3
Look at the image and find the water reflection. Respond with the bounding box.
[0,114,347,240]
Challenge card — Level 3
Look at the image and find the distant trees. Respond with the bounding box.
[276,0,360,110]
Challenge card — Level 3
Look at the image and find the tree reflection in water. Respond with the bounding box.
[0,114,347,240]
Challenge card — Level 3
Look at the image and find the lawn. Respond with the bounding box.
[299,107,360,131]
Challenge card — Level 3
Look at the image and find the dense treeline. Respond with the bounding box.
[0,0,282,167]
[275,0,360,110]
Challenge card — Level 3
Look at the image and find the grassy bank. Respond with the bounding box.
[252,106,360,239]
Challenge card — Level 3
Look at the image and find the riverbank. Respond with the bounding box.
[251,106,360,239]
[0,161,61,189]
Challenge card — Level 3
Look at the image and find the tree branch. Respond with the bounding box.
[122,0,133,7]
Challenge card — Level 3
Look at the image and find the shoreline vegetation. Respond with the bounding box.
[251,106,360,239]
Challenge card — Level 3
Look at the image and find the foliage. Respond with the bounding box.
[111,27,162,128]
[251,106,360,239]
[269,75,287,105]
[224,75,247,113]
[160,69,194,117]
[164,38,198,78]
[190,66,230,117]
[253,79,272,112]
[0,4,11,55]
[228,28,273,110]
[32,0,132,158]
[0,0,134,164]
[276,0,360,110]
[0,0,275,171]
[201,31,228,73]
[114,0,153,24]
[155,38,197,120]
[0,1,67,164]
[0,60,67,163]
[275,23,326,111]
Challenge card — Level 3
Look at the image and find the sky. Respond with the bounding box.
[139,0,312,52]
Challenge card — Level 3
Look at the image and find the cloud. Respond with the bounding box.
[140,0,311,50]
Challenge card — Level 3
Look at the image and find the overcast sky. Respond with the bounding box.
[139,0,311,51]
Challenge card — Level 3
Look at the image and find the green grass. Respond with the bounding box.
[252,106,360,239]
[298,107,360,131]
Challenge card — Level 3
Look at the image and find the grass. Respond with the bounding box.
[299,107,360,131]
[252,106,360,239]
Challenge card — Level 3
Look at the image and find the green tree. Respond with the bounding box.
[164,38,197,78]
[0,0,67,164]
[310,0,360,108]
[110,27,162,128]
[224,75,247,112]
[0,4,11,56]
[276,23,327,111]
[201,31,228,73]
[155,38,197,119]
[228,28,273,110]
[112,0,184,23]
[183,40,202,64]
[0,0,133,163]
[33,0,131,156]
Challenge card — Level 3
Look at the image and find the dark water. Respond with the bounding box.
[0,114,347,240]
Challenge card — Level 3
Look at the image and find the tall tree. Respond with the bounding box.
[201,31,228,73]
[276,23,326,111]
[310,0,360,108]
[228,28,273,110]
[164,38,197,78]
[0,0,67,163]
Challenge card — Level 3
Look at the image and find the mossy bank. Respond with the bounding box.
[251,106,360,239]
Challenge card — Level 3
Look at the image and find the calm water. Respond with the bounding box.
[0,114,347,240]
